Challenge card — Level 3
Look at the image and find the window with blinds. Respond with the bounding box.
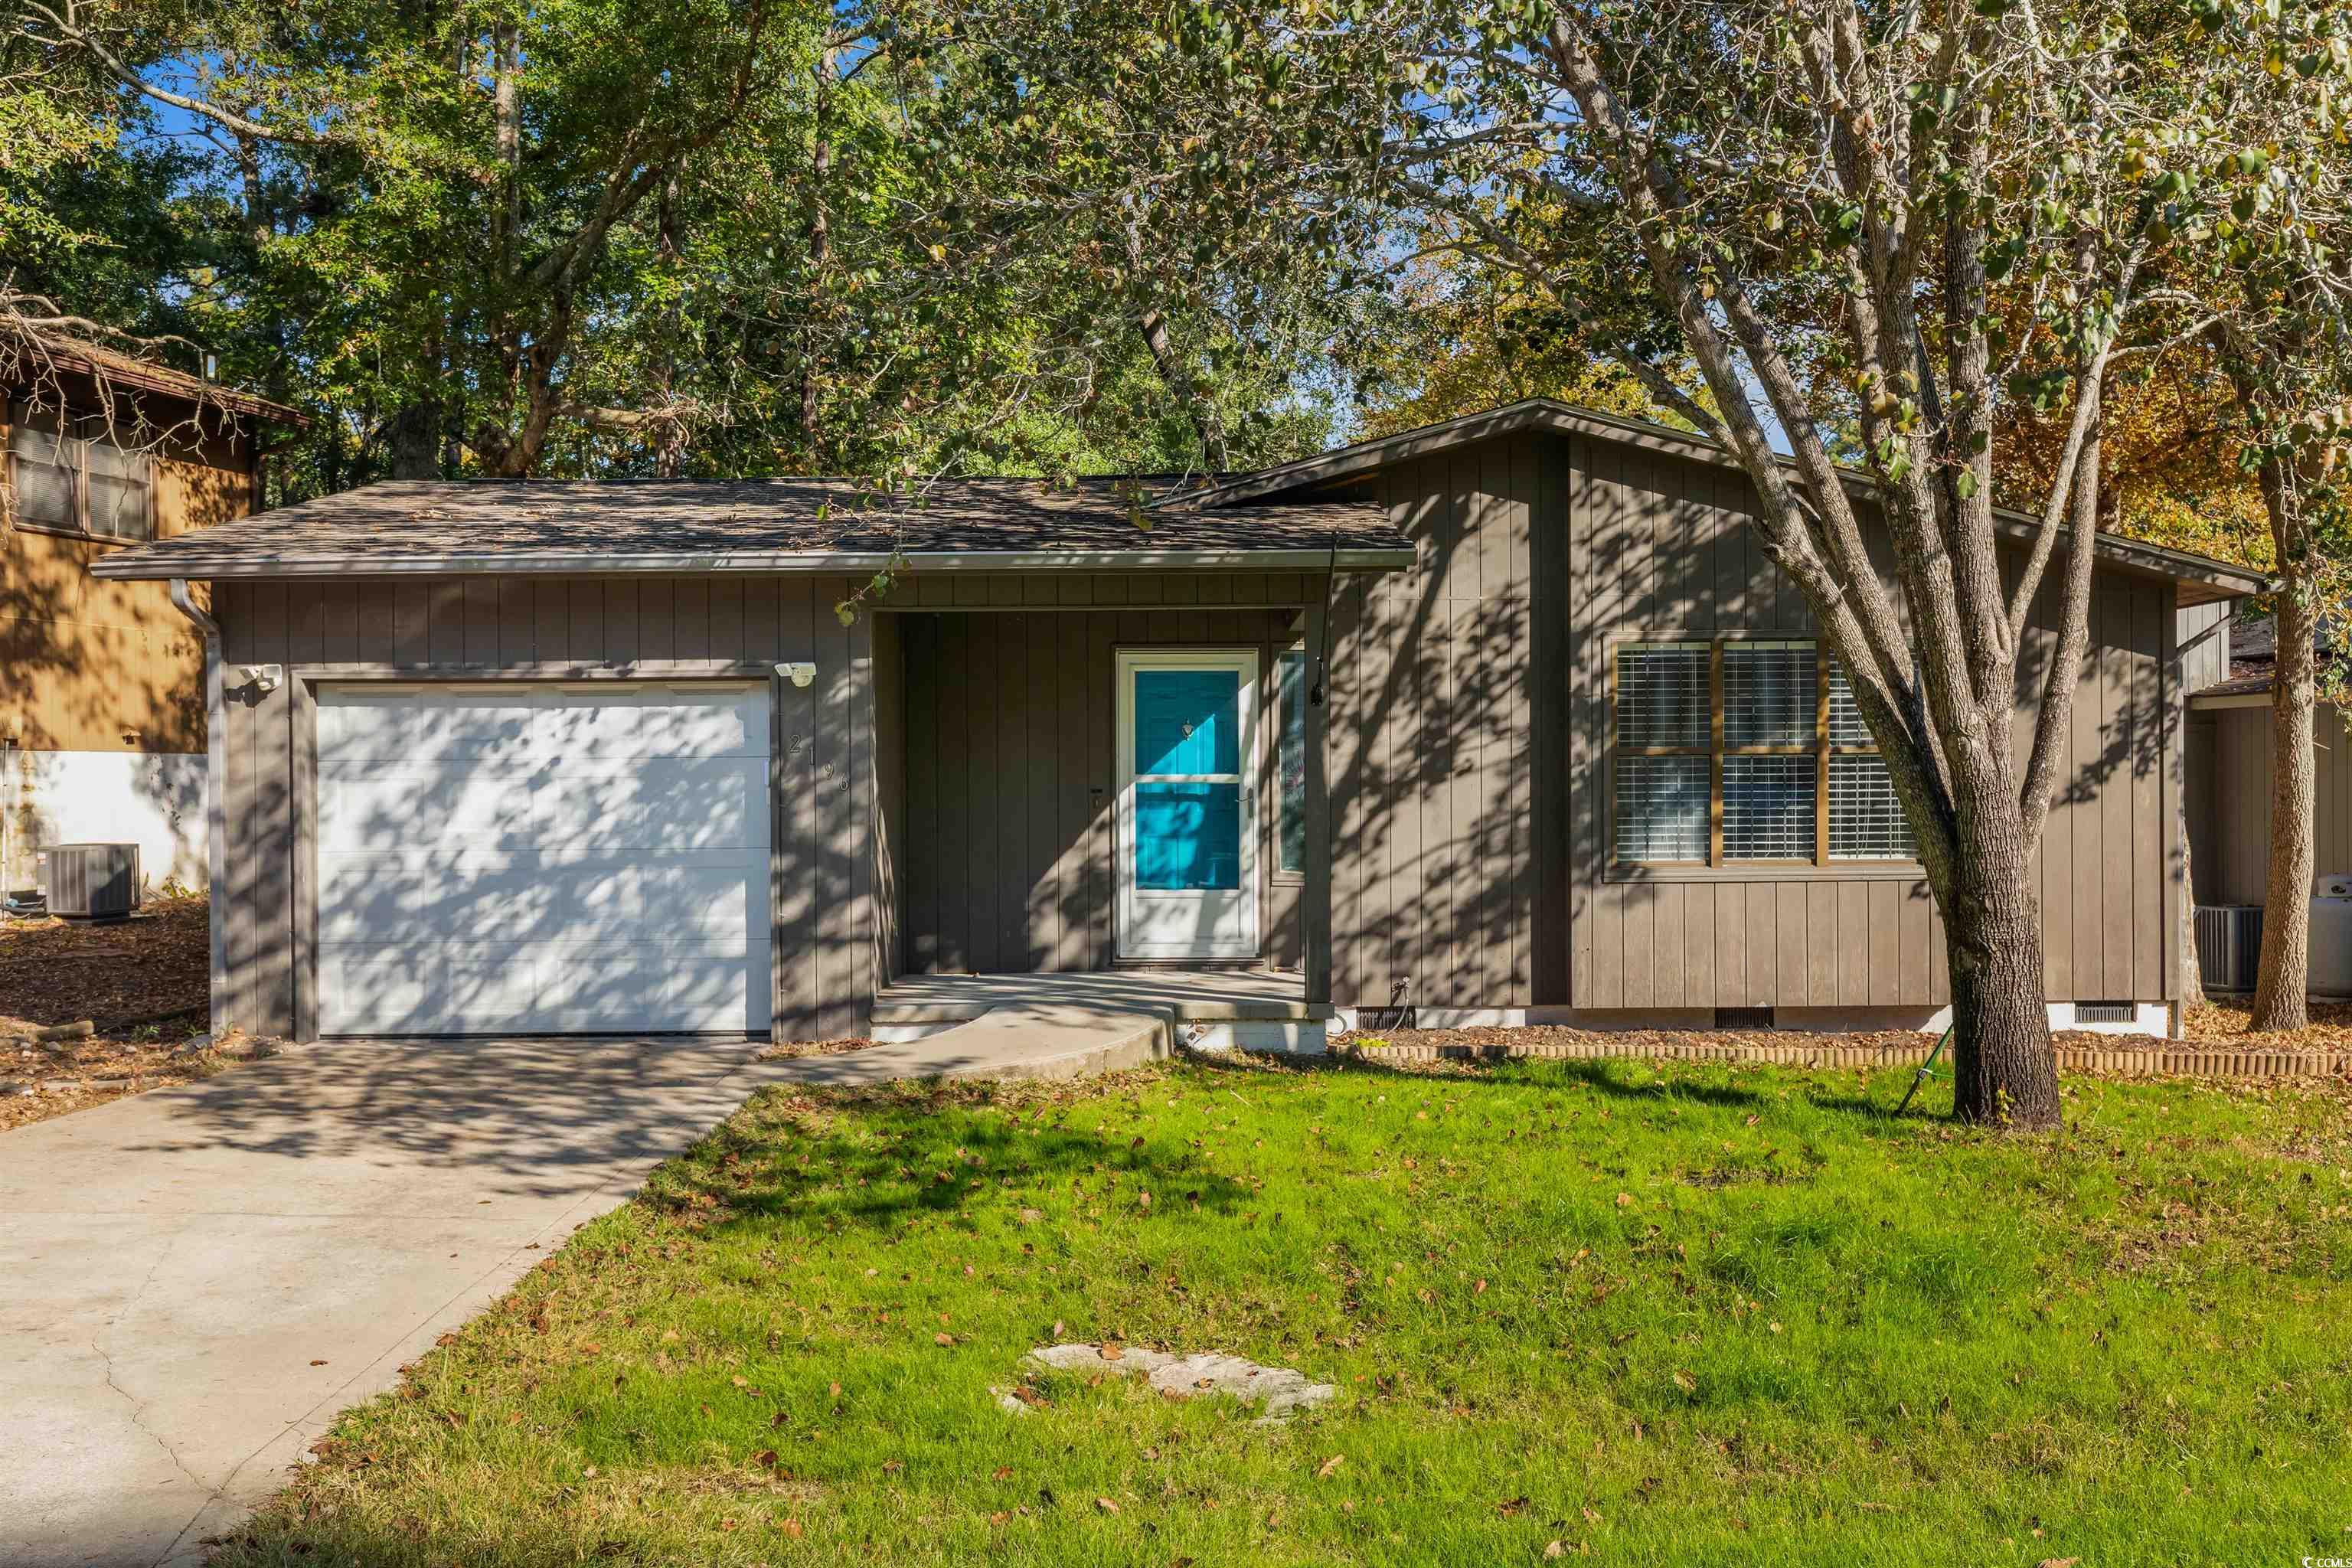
[1612,638,1917,867]
[1825,662,1916,859]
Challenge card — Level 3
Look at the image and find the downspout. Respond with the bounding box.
[170,578,229,1037]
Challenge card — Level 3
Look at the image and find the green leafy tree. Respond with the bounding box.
[12,0,1357,492]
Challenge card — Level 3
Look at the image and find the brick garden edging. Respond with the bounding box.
[1337,1034,2352,1081]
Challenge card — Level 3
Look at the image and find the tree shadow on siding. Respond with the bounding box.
[4,505,213,893]
[1321,449,1553,1014]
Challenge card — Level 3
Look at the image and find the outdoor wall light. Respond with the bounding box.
[776,662,817,688]
[234,664,285,694]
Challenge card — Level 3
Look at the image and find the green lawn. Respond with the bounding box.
[217,1056,2352,1566]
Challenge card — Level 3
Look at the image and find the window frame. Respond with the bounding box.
[1609,633,1920,876]
[3,402,158,544]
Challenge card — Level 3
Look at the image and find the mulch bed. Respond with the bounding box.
[0,895,256,1133]
[2184,998,2352,1052]
[0,893,211,1034]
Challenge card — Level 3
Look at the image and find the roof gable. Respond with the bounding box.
[1188,398,2269,606]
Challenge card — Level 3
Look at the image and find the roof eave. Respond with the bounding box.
[24,344,312,429]
[90,544,1417,582]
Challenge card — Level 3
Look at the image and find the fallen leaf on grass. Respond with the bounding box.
[2037,1560,2079,1568]
[1544,1544,1566,1560]
[1316,1455,1344,1479]
[777,1518,803,1538]
[1096,1497,1120,1514]
[1497,1497,1529,1517]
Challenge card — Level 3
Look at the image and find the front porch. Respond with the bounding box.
[870,590,1338,1018]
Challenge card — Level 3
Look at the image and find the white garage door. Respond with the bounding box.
[315,683,772,1036]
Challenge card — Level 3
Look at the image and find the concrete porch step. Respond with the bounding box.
[869,998,1334,1027]
[785,1004,1176,1086]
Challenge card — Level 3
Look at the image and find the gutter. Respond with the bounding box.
[93,545,1418,581]
[168,578,230,1036]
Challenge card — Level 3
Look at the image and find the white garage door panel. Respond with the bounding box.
[317,683,772,1036]
[318,850,764,944]
[534,758,766,848]
[320,757,766,853]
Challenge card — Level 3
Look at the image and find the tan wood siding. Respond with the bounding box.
[892,608,1301,975]
[210,573,876,1041]
[3,414,252,755]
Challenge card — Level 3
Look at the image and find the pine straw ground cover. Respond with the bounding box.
[214,1056,2352,1568]
[2187,998,2352,1053]
[1,894,227,1131]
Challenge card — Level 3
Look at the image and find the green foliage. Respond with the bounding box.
[8,0,1357,489]
[211,1057,2352,1564]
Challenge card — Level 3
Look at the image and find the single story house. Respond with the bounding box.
[4,333,305,899]
[87,400,2266,1043]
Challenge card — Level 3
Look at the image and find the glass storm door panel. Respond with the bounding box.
[1116,649,1259,959]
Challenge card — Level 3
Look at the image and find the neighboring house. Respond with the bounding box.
[87,399,2265,1041]
[2186,609,2350,916]
[2,336,304,899]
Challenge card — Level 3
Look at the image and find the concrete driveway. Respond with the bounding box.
[0,1037,804,1568]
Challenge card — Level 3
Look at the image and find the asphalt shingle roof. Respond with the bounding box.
[87,477,1407,580]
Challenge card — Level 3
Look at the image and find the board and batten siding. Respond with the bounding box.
[1328,436,1550,1014]
[891,606,1305,977]
[2191,701,2352,910]
[207,573,877,1041]
[1328,429,2187,1014]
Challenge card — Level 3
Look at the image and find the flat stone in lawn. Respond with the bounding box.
[998,1343,1337,1420]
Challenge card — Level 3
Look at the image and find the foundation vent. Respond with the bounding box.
[1713,1007,1774,1031]
[2073,1001,2135,1025]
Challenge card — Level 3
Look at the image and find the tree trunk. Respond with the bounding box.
[495,24,521,263]
[385,399,441,479]
[1942,814,2064,1128]
[800,46,835,464]
[2252,590,2316,1030]
[1135,302,1229,469]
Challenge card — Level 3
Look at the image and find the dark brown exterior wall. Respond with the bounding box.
[1329,436,1548,1014]
[1328,429,2187,1013]
[890,606,1305,976]
[208,573,877,1041]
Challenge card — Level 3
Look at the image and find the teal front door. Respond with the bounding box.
[1116,649,1259,959]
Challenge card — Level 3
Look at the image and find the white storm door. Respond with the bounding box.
[1116,649,1259,960]
[315,681,772,1036]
